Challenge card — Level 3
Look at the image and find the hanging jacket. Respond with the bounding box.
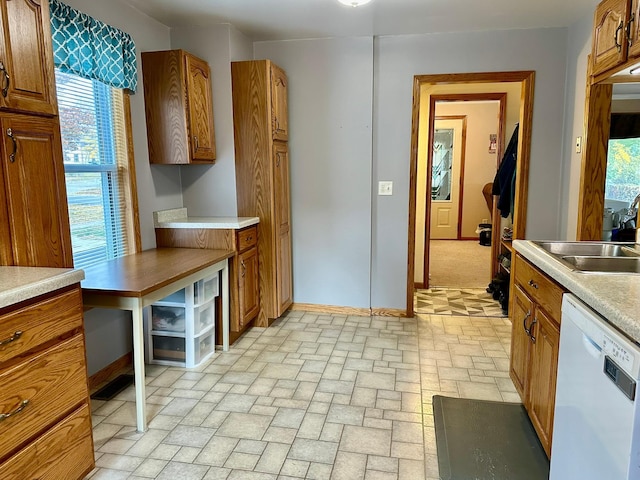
[492,124,519,218]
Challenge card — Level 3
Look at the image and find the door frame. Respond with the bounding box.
[406,71,535,316]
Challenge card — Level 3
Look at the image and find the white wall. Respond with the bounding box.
[560,11,595,241]
[62,0,175,375]
[172,25,253,216]
[254,38,374,308]
[373,28,570,309]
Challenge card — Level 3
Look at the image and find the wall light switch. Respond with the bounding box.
[575,136,582,154]
[378,181,393,196]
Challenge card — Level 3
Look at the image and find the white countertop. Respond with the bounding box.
[0,267,85,309]
[513,240,640,344]
[153,208,259,230]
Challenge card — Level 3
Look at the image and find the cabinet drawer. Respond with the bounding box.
[514,254,564,322]
[0,404,94,480]
[0,287,83,365]
[0,334,88,460]
[237,226,257,252]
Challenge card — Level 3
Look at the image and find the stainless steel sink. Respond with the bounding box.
[561,256,640,274]
[534,241,640,258]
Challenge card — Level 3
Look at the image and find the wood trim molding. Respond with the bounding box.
[290,303,371,316]
[371,308,409,318]
[290,303,409,318]
[123,93,142,253]
[88,352,132,393]
[577,56,611,240]
[406,71,535,318]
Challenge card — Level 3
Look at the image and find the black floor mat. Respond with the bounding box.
[433,395,549,480]
[91,374,134,401]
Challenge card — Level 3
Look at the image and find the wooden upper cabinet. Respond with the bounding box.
[592,0,629,77]
[142,49,216,165]
[271,64,288,141]
[628,0,640,58]
[0,114,73,267]
[185,54,216,161]
[0,0,57,116]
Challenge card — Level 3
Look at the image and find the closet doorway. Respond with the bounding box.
[406,71,535,316]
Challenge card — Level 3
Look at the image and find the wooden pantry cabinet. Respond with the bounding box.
[591,0,640,79]
[0,284,94,479]
[0,0,73,268]
[142,49,216,164]
[232,60,293,326]
[509,253,564,457]
[0,0,58,116]
[155,225,260,345]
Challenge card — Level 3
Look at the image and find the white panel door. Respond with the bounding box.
[430,119,464,239]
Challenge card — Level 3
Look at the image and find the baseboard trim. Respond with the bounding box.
[290,303,409,318]
[371,307,410,318]
[88,352,133,392]
[290,303,371,316]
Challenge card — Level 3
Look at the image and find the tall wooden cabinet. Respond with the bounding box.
[509,253,564,457]
[0,0,73,268]
[232,60,293,326]
[141,50,216,165]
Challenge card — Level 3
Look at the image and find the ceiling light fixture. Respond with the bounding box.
[337,0,373,7]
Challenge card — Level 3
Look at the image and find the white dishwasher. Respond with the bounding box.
[550,293,640,480]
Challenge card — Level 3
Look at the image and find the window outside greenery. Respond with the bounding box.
[56,69,131,269]
[606,138,640,205]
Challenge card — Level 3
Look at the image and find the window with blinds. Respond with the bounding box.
[55,69,133,269]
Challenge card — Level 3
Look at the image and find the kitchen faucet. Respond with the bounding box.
[629,192,640,215]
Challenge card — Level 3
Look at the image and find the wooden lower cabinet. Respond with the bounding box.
[509,253,564,457]
[155,225,260,344]
[0,283,94,479]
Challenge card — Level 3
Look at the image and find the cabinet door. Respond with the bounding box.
[0,0,57,115]
[270,64,288,141]
[592,0,630,77]
[629,0,640,58]
[509,284,534,400]
[273,141,292,314]
[527,307,559,457]
[238,246,259,328]
[185,53,216,162]
[0,115,72,267]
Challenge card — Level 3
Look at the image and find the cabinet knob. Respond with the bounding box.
[627,13,636,48]
[0,61,9,97]
[528,279,538,289]
[193,135,199,149]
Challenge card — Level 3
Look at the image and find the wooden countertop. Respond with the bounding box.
[81,248,234,297]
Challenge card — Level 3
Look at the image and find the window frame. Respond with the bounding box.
[56,70,141,267]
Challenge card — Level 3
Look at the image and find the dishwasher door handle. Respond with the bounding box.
[582,333,602,359]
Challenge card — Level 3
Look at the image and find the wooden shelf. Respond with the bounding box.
[501,239,513,252]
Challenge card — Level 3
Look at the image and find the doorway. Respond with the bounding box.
[406,71,535,317]
[426,101,502,289]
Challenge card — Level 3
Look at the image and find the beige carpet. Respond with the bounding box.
[429,240,491,288]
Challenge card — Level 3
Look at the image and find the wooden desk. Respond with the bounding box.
[81,248,234,432]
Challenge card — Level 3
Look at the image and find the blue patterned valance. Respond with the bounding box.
[49,0,138,93]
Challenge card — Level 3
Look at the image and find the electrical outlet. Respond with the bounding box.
[378,181,393,196]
